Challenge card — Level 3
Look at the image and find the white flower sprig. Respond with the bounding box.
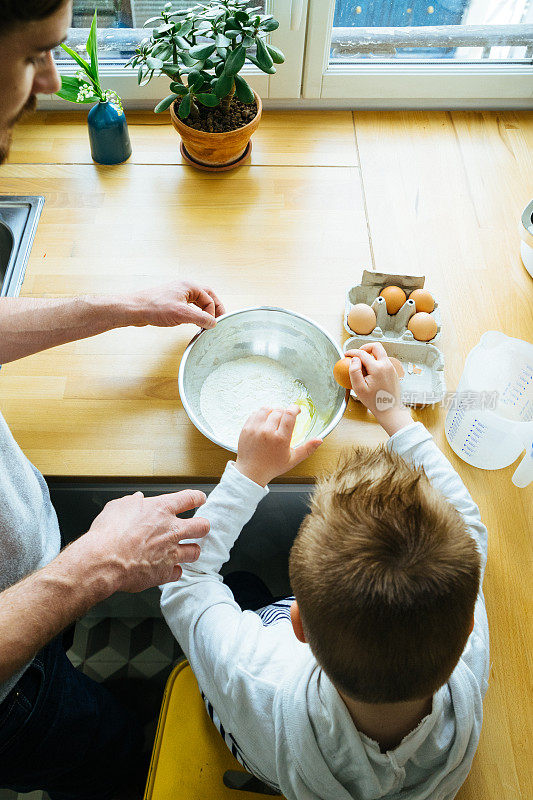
[76,79,97,103]
[103,89,124,115]
[57,13,124,111]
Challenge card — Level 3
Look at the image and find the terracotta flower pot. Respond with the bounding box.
[170,91,262,170]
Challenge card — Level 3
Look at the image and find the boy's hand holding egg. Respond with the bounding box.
[344,342,413,436]
[334,352,404,390]
[235,406,323,487]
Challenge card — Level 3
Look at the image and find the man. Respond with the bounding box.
[0,1,225,797]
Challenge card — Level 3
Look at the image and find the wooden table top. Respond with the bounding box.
[0,109,532,798]
[1,110,532,482]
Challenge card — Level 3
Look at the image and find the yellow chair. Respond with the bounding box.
[144,660,285,799]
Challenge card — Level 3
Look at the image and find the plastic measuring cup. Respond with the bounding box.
[445,331,533,487]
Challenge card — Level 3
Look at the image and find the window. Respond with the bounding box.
[55,1,267,62]
[303,0,533,102]
[53,1,306,101]
[330,0,533,62]
[51,0,533,105]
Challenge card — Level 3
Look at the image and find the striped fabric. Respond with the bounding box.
[201,690,252,772]
[256,597,295,627]
[198,598,294,793]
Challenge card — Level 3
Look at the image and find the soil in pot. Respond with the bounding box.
[174,97,258,133]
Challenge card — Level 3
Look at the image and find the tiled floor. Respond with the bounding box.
[0,589,182,800]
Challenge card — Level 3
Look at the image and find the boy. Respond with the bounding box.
[160,341,489,800]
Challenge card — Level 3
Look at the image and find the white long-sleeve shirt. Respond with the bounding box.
[160,422,489,800]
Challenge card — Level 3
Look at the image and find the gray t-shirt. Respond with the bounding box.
[0,410,61,702]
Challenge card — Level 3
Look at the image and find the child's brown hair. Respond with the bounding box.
[289,446,480,703]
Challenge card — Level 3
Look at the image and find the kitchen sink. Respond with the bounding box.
[0,195,44,297]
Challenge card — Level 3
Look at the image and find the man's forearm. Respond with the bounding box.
[0,295,135,363]
[0,537,117,684]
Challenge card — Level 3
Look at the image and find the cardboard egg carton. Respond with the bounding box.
[343,270,445,406]
[343,335,446,407]
[344,270,442,344]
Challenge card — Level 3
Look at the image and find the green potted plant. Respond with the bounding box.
[127,0,284,170]
[56,11,132,165]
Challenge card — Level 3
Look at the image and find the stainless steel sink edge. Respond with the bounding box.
[0,195,44,297]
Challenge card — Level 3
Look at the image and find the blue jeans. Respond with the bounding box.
[0,637,145,799]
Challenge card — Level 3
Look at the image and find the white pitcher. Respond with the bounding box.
[445,331,533,488]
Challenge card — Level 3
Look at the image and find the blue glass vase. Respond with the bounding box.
[87,100,132,165]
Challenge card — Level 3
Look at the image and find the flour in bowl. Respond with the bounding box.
[199,356,316,450]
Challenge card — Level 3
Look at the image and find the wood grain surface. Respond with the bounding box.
[0,108,532,798]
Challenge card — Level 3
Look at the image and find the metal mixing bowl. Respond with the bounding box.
[178,306,347,453]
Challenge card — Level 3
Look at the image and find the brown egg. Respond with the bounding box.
[333,357,353,390]
[380,285,406,314]
[389,356,405,378]
[347,303,376,335]
[408,312,438,341]
[409,288,435,313]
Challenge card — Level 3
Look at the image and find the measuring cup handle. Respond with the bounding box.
[512,444,533,488]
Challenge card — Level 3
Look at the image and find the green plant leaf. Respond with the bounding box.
[55,75,95,103]
[225,30,241,39]
[175,36,190,49]
[266,43,285,64]
[216,46,228,59]
[187,69,203,91]
[195,92,220,107]
[143,16,163,27]
[154,23,174,38]
[255,37,274,71]
[60,42,95,82]
[242,35,255,47]
[146,55,164,70]
[169,81,188,95]
[225,44,246,76]
[154,93,179,113]
[215,61,225,76]
[247,54,276,74]
[262,19,279,32]
[139,68,155,86]
[215,33,231,48]
[214,72,233,98]
[162,63,181,77]
[178,93,191,119]
[152,43,172,59]
[137,65,144,85]
[189,42,216,60]
[235,10,249,23]
[234,73,254,103]
[86,11,99,85]
[179,19,193,37]
[180,51,197,67]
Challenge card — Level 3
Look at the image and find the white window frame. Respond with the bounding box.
[302,0,533,107]
[43,0,308,110]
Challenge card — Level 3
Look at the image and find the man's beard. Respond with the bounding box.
[0,95,37,165]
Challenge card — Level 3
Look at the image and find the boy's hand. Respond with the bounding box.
[346,342,413,436]
[235,406,322,487]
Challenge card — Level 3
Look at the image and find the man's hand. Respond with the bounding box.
[346,341,413,436]
[0,281,225,364]
[125,281,225,330]
[235,406,322,487]
[77,489,210,592]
